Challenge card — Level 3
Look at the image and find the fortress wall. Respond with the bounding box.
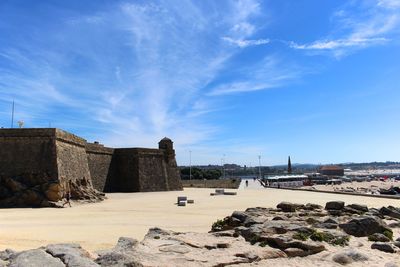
[85,143,115,192]
[54,129,103,200]
[0,129,58,178]
[136,149,169,192]
[161,150,183,191]
[112,149,140,192]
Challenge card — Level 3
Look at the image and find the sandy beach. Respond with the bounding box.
[1,187,399,253]
[302,180,400,194]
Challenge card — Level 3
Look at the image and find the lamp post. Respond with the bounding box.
[223,154,226,179]
[11,100,14,128]
[189,150,192,180]
[258,155,262,179]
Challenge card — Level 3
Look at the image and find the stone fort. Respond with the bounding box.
[0,128,182,207]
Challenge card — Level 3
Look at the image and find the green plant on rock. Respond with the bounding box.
[211,219,225,231]
[310,230,350,246]
[383,230,393,240]
[331,236,350,246]
[259,241,268,247]
[310,231,333,242]
[292,232,309,241]
[249,235,261,245]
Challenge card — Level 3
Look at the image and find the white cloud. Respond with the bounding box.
[222,36,270,48]
[291,0,400,56]
[208,56,301,96]
[0,0,264,149]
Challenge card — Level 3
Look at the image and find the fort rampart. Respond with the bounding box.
[0,128,182,207]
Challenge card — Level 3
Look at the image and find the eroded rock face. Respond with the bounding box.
[96,228,286,266]
[0,173,105,208]
[9,249,65,267]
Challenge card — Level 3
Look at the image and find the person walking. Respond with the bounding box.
[245,180,249,187]
[63,181,72,207]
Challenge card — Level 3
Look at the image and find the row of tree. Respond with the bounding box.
[180,167,222,180]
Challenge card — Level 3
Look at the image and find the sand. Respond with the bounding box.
[302,180,400,193]
[1,187,400,253]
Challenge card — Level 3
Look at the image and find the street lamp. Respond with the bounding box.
[189,150,192,180]
[258,155,262,179]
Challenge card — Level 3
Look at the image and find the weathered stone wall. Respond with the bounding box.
[99,147,183,193]
[0,129,58,177]
[112,149,140,192]
[0,128,182,207]
[85,143,115,192]
[137,149,169,191]
[0,129,104,207]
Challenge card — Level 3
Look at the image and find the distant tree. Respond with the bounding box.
[180,167,222,180]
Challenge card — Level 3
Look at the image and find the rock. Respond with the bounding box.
[327,209,342,216]
[113,237,139,251]
[332,253,353,265]
[315,223,337,229]
[388,222,400,228]
[324,218,338,224]
[304,203,323,210]
[393,241,400,248]
[272,216,287,221]
[0,259,8,267]
[45,183,63,202]
[380,206,400,219]
[277,202,302,212]
[368,233,390,242]
[325,201,345,210]
[371,242,396,253]
[347,204,368,212]
[0,249,16,261]
[343,206,364,215]
[283,248,306,257]
[98,229,286,266]
[339,216,391,237]
[385,262,399,267]
[45,243,98,267]
[332,249,368,265]
[263,236,325,255]
[9,249,65,267]
[231,211,248,223]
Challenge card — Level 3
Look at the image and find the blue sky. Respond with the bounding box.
[0,0,399,166]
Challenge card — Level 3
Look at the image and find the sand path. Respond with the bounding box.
[0,187,399,252]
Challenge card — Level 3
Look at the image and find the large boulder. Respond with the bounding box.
[277,202,303,212]
[9,249,65,267]
[339,216,391,237]
[97,228,286,266]
[371,242,396,253]
[380,206,400,219]
[347,204,368,212]
[45,243,98,267]
[325,201,345,210]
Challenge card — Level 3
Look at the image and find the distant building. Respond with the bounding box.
[319,165,344,176]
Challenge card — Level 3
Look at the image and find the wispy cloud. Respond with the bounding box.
[0,0,263,150]
[222,36,270,48]
[291,0,400,57]
[208,56,301,96]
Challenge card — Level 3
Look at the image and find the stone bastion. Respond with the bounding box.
[0,128,182,208]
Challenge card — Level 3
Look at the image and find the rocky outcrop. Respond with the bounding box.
[1,201,400,266]
[0,173,105,208]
